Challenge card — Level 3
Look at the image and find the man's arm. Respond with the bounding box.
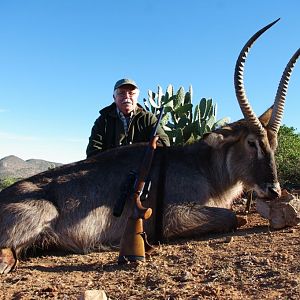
[147,113,170,147]
[155,123,170,147]
[86,116,106,158]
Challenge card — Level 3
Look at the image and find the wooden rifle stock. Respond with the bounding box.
[118,109,164,264]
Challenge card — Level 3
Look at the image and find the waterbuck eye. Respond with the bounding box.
[248,140,256,148]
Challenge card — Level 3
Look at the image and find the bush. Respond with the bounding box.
[276,125,300,187]
[0,177,19,191]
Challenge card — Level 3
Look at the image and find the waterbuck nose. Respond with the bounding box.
[267,186,281,199]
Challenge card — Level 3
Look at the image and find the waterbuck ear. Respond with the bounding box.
[259,105,273,127]
[203,132,224,148]
[203,128,239,149]
[258,105,279,150]
[268,130,278,150]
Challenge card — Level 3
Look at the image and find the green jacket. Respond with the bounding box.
[86,103,170,157]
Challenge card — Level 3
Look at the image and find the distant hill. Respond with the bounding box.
[0,155,63,180]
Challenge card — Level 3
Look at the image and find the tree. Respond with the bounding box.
[276,125,300,187]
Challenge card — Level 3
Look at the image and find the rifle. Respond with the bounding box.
[117,107,164,264]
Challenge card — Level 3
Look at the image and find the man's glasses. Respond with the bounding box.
[117,91,137,98]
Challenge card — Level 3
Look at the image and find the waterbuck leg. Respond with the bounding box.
[163,203,238,239]
[0,248,18,274]
[0,199,59,274]
[245,191,254,213]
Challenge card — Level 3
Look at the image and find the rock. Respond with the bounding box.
[224,236,234,243]
[256,190,300,229]
[79,289,107,300]
[180,270,194,282]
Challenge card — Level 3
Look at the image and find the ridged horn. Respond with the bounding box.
[234,18,280,135]
[268,48,300,134]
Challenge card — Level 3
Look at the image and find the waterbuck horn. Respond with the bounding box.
[234,18,280,135]
[268,48,300,134]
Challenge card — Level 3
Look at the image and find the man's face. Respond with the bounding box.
[114,84,139,115]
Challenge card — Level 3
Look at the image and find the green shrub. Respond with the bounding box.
[276,125,300,187]
[0,177,19,191]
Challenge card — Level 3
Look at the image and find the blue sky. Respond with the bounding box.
[0,0,299,163]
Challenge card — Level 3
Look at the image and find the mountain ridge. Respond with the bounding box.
[0,155,63,180]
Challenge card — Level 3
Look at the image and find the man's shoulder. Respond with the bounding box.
[99,103,117,117]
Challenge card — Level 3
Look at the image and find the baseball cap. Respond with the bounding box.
[114,78,139,90]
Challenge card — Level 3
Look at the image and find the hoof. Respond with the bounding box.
[0,248,18,274]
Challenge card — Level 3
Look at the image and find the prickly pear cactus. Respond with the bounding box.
[143,84,229,145]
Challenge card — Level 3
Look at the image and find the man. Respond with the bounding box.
[86,78,170,157]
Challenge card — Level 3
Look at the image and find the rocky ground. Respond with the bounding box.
[1,199,300,300]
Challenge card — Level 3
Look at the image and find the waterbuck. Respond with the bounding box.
[0,19,299,274]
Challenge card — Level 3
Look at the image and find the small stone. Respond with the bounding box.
[180,270,194,282]
[79,289,107,300]
[224,236,234,243]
